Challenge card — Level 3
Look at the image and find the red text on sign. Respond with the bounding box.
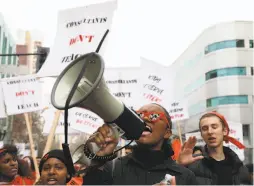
[76,119,99,129]
[143,93,162,102]
[16,90,35,97]
[69,35,94,45]
[170,113,184,119]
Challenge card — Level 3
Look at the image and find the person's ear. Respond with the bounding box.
[164,128,172,139]
[223,126,228,136]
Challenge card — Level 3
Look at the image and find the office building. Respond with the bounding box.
[171,21,253,163]
[0,13,19,78]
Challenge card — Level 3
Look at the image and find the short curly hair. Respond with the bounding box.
[0,144,18,158]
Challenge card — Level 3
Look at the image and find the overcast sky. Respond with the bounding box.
[0,0,254,67]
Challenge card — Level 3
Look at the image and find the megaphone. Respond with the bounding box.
[51,52,146,141]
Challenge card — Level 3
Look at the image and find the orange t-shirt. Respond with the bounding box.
[171,138,181,161]
[10,176,35,185]
[67,176,83,186]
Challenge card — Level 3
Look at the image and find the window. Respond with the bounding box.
[250,40,253,48]
[243,124,250,137]
[1,36,7,64]
[6,74,10,78]
[206,95,248,107]
[8,45,12,65]
[205,67,246,80]
[205,39,245,54]
[1,74,4,78]
[251,67,253,76]
[13,55,17,65]
[243,124,250,143]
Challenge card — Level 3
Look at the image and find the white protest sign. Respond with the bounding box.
[1,75,43,115]
[168,101,189,122]
[42,107,103,135]
[104,67,141,109]
[37,1,117,77]
[68,107,104,135]
[224,121,245,161]
[139,57,175,110]
[185,131,205,146]
[42,108,80,135]
[39,77,57,109]
[0,83,7,118]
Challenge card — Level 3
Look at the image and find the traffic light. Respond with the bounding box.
[36,47,50,72]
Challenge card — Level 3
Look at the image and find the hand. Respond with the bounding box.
[177,136,204,166]
[87,124,119,156]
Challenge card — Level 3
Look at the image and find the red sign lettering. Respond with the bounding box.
[143,93,162,102]
[170,114,184,119]
[16,90,35,97]
[69,35,94,45]
[76,119,98,129]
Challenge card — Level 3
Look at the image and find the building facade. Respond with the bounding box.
[0,13,19,78]
[16,30,44,74]
[171,21,253,163]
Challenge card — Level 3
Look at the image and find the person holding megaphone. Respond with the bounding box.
[82,103,197,185]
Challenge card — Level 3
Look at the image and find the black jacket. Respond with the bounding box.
[187,146,250,185]
[83,148,197,185]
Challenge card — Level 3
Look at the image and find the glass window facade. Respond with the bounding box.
[250,40,253,48]
[1,36,7,64]
[206,67,246,80]
[13,55,17,65]
[8,45,12,64]
[205,39,245,54]
[206,95,248,107]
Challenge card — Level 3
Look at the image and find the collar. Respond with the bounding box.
[121,152,183,175]
[202,145,243,173]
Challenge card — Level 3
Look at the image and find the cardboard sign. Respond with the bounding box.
[37,1,117,77]
[104,67,140,109]
[224,121,245,161]
[169,101,189,122]
[42,107,103,135]
[139,57,175,110]
[1,75,43,115]
[0,83,7,118]
[42,108,80,135]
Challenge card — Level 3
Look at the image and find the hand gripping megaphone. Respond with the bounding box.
[51,52,146,163]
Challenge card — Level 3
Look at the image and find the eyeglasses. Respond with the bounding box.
[136,111,169,125]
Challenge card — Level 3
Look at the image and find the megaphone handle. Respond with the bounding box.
[88,125,121,154]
